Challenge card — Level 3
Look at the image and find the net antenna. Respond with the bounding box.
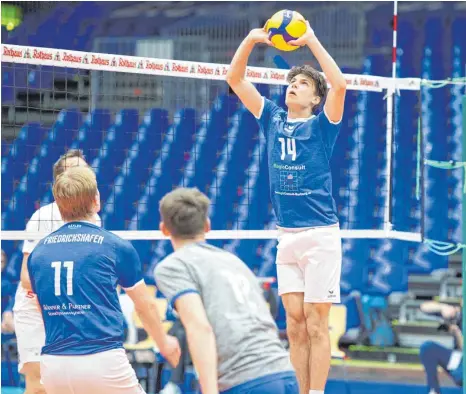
[1,44,422,243]
[383,0,399,233]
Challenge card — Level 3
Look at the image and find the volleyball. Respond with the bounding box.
[265,10,307,52]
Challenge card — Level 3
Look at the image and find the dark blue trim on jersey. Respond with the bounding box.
[221,371,297,394]
[170,289,200,309]
[42,341,123,356]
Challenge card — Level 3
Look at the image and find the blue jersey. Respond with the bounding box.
[256,97,342,228]
[28,221,143,356]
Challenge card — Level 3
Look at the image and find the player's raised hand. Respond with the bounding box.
[160,334,182,367]
[287,20,316,47]
[247,25,273,46]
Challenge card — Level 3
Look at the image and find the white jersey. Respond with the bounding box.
[22,202,102,254]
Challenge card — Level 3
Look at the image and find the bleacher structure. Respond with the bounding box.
[1,1,466,391]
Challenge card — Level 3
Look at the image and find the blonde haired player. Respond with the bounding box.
[25,166,180,394]
[227,17,346,394]
[14,150,100,393]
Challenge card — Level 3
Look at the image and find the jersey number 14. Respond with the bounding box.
[51,261,74,296]
[278,137,297,161]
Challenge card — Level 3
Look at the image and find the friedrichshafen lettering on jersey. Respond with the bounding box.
[43,234,104,245]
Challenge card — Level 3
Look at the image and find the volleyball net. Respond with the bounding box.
[0,43,440,285]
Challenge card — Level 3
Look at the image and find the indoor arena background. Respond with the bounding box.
[1,1,466,394]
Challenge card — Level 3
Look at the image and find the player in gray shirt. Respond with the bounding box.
[154,188,298,394]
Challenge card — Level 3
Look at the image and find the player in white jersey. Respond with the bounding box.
[14,150,101,394]
[227,17,346,394]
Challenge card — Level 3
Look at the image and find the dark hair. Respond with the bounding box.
[159,188,210,240]
[53,149,87,181]
[287,65,328,114]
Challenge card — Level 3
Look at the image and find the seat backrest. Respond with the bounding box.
[328,305,347,358]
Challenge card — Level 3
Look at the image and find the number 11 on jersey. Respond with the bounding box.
[278,137,297,161]
[51,261,74,296]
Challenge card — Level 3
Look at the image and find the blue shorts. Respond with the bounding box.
[221,371,299,394]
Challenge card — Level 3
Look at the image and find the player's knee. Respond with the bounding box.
[304,304,329,341]
[286,313,307,343]
[306,318,327,341]
[419,341,437,362]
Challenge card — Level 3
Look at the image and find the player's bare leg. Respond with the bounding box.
[304,302,332,391]
[282,292,310,394]
[22,362,47,394]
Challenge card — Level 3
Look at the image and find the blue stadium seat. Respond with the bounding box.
[92,109,139,203]
[210,109,260,230]
[103,108,169,230]
[70,109,112,164]
[129,108,197,231]
[2,123,46,208]
[149,95,238,264]
[2,109,82,230]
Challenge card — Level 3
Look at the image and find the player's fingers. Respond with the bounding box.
[263,19,270,30]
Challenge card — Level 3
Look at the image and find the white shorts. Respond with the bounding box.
[276,224,342,303]
[13,283,45,372]
[41,348,146,394]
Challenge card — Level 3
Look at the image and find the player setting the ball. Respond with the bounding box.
[227,10,346,394]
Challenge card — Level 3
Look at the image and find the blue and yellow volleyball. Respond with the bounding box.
[265,10,307,52]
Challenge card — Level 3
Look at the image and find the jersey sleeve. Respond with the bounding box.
[22,210,51,254]
[153,258,200,309]
[255,97,284,141]
[115,240,144,290]
[319,108,343,157]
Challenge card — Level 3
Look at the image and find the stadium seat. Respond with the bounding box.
[329,305,347,359]
[2,109,82,230]
[129,108,197,231]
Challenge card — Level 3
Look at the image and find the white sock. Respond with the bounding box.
[309,391,324,394]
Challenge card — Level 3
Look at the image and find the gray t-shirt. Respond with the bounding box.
[154,242,293,391]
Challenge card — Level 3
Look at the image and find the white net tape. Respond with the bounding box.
[2,229,421,242]
[1,44,421,91]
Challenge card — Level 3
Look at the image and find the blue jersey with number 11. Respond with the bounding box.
[256,97,342,228]
[28,221,143,356]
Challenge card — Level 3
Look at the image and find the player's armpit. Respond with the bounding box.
[175,293,219,394]
[324,86,346,124]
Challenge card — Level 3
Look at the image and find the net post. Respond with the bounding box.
[462,94,466,394]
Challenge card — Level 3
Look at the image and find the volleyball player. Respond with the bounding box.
[26,166,180,394]
[14,150,100,394]
[226,19,347,394]
[154,187,298,394]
